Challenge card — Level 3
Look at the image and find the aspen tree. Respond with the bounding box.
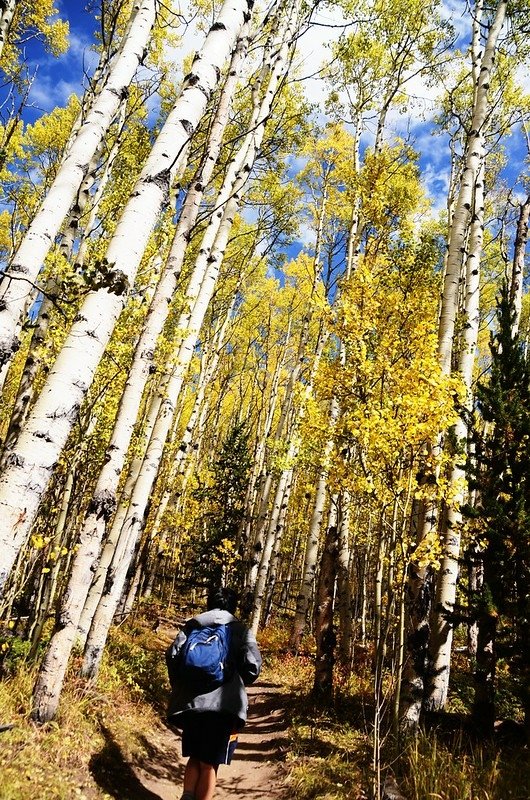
[427,0,507,712]
[75,0,304,676]
[250,463,294,633]
[283,127,359,651]
[336,490,354,667]
[0,0,159,381]
[80,200,243,678]
[0,0,16,64]
[32,352,163,721]
[142,285,242,595]
[78,381,169,636]
[245,319,315,591]
[238,318,288,563]
[251,320,328,633]
[437,1,506,375]
[427,162,485,710]
[262,472,293,621]
[312,501,338,700]
[290,396,340,651]
[30,30,249,700]
[510,194,530,337]
[81,192,247,672]
[121,274,248,602]
[0,0,68,77]
[1,101,129,455]
[246,147,331,591]
[0,0,255,604]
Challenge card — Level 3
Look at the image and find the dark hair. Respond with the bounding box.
[207,586,238,614]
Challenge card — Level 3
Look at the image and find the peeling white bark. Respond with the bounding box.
[428,162,485,711]
[290,396,340,651]
[90,0,303,636]
[0,0,16,62]
[250,464,293,634]
[510,195,530,337]
[0,0,255,603]
[437,0,506,375]
[426,1,507,716]
[0,0,159,374]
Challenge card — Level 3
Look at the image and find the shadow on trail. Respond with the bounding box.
[233,737,290,761]
[135,732,185,784]
[90,724,183,800]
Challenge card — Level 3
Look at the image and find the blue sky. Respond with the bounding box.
[6,0,530,254]
[19,1,99,123]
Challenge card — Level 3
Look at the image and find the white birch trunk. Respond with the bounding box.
[108,194,239,564]
[510,194,530,337]
[78,203,244,677]
[290,395,340,651]
[28,453,80,659]
[263,473,292,625]
[238,319,288,557]
[76,408,162,645]
[437,0,506,375]
[144,286,238,585]
[399,0,505,728]
[89,1,303,620]
[425,0,506,714]
[63,1,144,154]
[81,514,141,679]
[0,0,254,598]
[246,190,327,589]
[0,0,159,376]
[250,464,294,634]
[73,104,130,272]
[59,145,103,263]
[76,187,240,655]
[38,29,247,652]
[290,467,328,651]
[2,106,127,456]
[427,162,485,710]
[0,0,16,62]
[31,383,162,722]
[336,490,353,667]
[247,322,328,591]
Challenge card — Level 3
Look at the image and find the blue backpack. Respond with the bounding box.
[179,623,233,689]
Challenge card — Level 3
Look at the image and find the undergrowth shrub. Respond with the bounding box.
[398,729,530,800]
[258,620,530,800]
[104,620,169,710]
[0,612,170,800]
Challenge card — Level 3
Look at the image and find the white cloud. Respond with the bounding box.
[28,74,82,111]
[290,6,345,110]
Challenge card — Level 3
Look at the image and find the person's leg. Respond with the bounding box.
[194,761,218,800]
[181,756,201,798]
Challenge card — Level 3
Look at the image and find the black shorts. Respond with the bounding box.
[181,712,239,766]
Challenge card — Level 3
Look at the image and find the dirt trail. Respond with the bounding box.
[132,682,290,800]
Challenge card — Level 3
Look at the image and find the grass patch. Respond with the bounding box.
[259,623,530,800]
[1,614,529,800]
[397,729,530,800]
[0,612,175,800]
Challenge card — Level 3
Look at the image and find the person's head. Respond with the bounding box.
[207,585,238,614]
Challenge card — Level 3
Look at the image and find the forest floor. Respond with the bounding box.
[0,612,296,800]
[3,608,530,799]
[81,616,295,800]
[130,681,290,800]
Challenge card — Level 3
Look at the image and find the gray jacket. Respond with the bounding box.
[166,609,262,728]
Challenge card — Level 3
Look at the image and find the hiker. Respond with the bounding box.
[166,585,262,800]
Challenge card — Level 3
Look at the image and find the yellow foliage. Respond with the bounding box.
[308,238,461,517]
[0,0,69,79]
